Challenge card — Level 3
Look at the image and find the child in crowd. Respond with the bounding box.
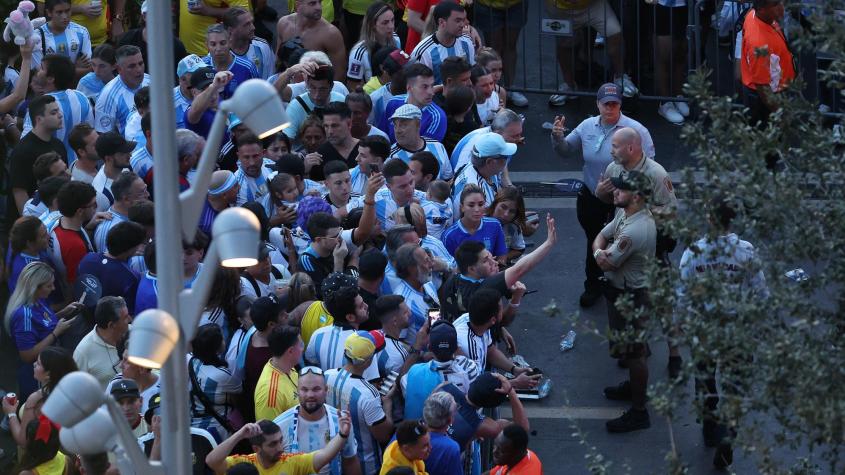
[425,180,453,240]
[487,186,531,264]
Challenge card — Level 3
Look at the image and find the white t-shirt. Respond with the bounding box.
[239,264,292,299]
[453,314,493,371]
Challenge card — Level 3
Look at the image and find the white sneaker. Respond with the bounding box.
[549,83,573,106]
[508,91,529,107]
[616,74,639,97]
[674,98,690,117]
[659,102,685,125]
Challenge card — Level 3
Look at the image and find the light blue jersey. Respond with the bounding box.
[22,89,94,164]
[32,22,92,68]
[410,34,476,85]
[173,86,192,129]
[77,72,106,101]
[273,404,358,475]
[387,137,453,180]
[95,74,151,134]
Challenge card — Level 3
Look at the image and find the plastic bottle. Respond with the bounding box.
[560,330,576,352]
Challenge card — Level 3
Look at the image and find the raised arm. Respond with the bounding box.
[0,43,33,114]
[503,214,557,287]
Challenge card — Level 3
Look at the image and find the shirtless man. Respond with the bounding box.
[276,0,346,82]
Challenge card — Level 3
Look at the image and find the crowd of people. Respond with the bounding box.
[0,0,789,473]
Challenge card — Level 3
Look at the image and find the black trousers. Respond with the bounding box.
[576,187,615,293]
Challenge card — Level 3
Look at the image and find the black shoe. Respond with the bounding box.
[702,419,719,447]
[606,407,650,433]
[668,356,683,379]
[603,381,632,401]
[579,288,602,307]
[713,442,733,469]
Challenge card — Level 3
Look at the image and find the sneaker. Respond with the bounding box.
[659,102,685,125]
[615,74,639,97]
[603,380,632,401]
[579,288,602,307]
[674,98,690,117]
[508,91,529,108]
[702,419,720,447]
[667,355,683,379]
[713,442,733,469]
[549,83,573,106]
[606,407,650,433]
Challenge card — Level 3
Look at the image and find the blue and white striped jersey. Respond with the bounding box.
[304,325,380,380]
[424,199,453,240]
[234,165,273,205]
[32,22,92,68]
[387,137,453,180]
[76,72,106,101]
[201,54,260,100]
[347,33,402,82]
[368,83,395,128]
[348,165,368,196]
[22,89,94,164]
[373,187,428,231]
[1,67,19,102]
[450,126,517,172]
[93,208,128,253]
[324,368,386,475]
[451,164,500,216]
[233,38,275,79]
[273,404,358,475]
[130,145,154,181]
[173,86,192,129]
[95,74,151,134]
[392,278,439,346]
[410,34,476,85]
[124,110,145,147]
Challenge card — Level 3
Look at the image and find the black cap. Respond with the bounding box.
[144,392,161,426]
[95,131,136,157]
[320,272,358,299]
[110,379,141,401]
[610,171,652,196]
[251,295,281,323]
[428,320,457,360]
[190,66,216,91]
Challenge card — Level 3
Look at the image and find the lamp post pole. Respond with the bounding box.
[146,2,193,474]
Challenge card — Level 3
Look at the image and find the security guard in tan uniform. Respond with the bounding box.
[597,126,684,377]
[592,170,656,433]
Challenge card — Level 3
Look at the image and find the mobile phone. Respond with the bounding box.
[428,308,441,324]
[367,163,380,174]
[523,290,539,296]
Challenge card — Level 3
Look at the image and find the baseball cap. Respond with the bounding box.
[95,131,136,157]
[345,332,376,363]
[320,272,358,299]
[177,54,205,78]
[257,241,273,260]
[467,372,509,408]
[143,392,161,425]
[110,379,141,401]
[610,170,652,196]
[251,295,282,323]
[597,82,622,104]
[390,104,422,121]
[369,329,386,353]
[190,66,216,91]
[472,132,517,158]
[428,320,457,360]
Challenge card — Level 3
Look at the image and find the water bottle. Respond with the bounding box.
[560,330,576,352]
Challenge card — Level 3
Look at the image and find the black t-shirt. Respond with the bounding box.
[443,116,479,155]
[314,141,360,181]
[118,28,188,84]
[7,132,66,220]
[440,272,511,322]
[358,287,382,331]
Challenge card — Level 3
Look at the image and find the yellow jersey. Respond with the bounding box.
[179,0,252,56]
[226,452,315,475]
[254,361,299,422]
[300,300,333,347]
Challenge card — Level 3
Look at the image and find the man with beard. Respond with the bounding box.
[592,171,657,433]
[276,0,346,82]
[202,24,260,100]
[391,243,439,347]
[234,132,273,206]
[315,102,360,181]
[206,416,352,475]
[91,132,135,212]
[48,181,100,285]
[224,7,275,80]
[273,367,362,475]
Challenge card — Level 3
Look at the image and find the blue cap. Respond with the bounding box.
[177,54,205,78]
[597,82,622,104]
[472,132,517,158]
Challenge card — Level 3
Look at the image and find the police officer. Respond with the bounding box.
[551,84,655,308]
[597,127,683,376]
[592,171,656,433]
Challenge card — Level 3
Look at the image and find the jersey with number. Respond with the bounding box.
[347,34,402,82]
[387,137,453,180]
[202,54,260,100]
[273,404,358,475]
[453,313,493,371]
[411,34,476,85]
[95,74,151,134]
[22,89,94,164]
[32,22,92,68]
[324,368,386,475]
[77,72,106,101]
[304,325,380,380]
[234,38,275,79]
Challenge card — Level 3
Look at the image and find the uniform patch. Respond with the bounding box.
[350,63,361,75]
[617,236,631,252]
[99,116,112,129]
[664,176,674,192]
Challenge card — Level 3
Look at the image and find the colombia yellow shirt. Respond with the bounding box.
[254,361,299,422]
[300,300,333,347]
[226,452,315,475]
[179,0,252,56]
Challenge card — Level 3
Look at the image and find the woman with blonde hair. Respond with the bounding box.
[347,1,401,90]
[5,262,83,400]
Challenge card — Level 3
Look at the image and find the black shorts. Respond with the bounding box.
[473,1,529,32]
[652,4,688,38]
[604,285,652,359]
